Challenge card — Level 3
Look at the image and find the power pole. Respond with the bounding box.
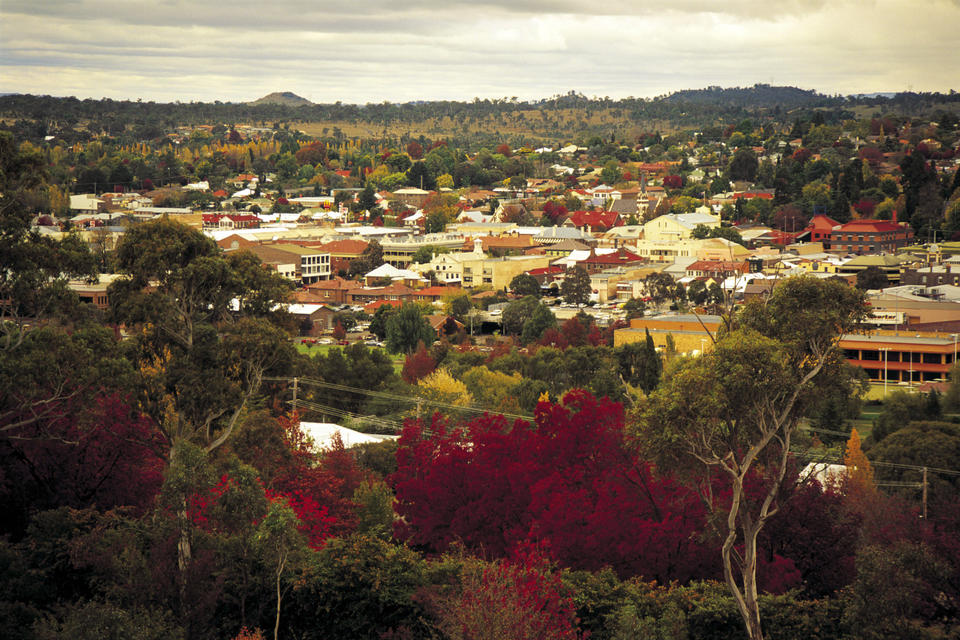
[292,376,299,406]
[922,466,928,522]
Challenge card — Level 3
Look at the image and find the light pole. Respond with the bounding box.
[879,347,889,398]
[952,333,958,367]
[700,337,707,356]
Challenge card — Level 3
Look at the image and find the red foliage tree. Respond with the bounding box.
[295,141,326,166]
[0,392,166,533]
[406,141,424,160]
[495,143,513,157]
[791,147,812,164]
[853,197,877,218]
[435,548,583,640]
[402,342,436,383]
[392,391,717,583]
[542,201,568,225]
[332,321,346,340]
[663,175,683,189]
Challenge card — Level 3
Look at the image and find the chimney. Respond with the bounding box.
[892,209,898,223]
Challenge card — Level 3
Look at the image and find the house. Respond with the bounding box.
[836,254,915,284]
[685,260,750,279]
[533,226,595,245]
[578,247,646,273]
[563,210,623,232]
[316,238,369,274]
[412,286,466,304]
[544,238,592,257]
[287,303,339,336]
[346,283,414,305]
[297,277,355,305]
[363,263,425,287]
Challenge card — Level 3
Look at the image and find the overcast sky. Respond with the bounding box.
[2,0,958,104]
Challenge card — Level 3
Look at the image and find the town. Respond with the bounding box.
[2,88,960,640]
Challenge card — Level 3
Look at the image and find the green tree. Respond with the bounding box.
[520,303,557,344]
[561,266,591,306]
[856,265,888,290]
[509,273,542,298]
[634,275,867,640]
[0,132,97,349]
[368,304,395,341]
[255,498,309,640]
[616,329,661,393]
[622,297,646,319]
[873,390,925,442]
[501,296,540,336]
[385,303,435,354]
[728,148,759,182]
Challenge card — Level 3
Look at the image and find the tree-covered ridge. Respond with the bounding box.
[2,86,958,149]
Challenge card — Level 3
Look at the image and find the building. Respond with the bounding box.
[828,219,914,255]
[841,334,958,384]
[614,314,722,354]
[379,233,467,268]
[253,244,331,283]
[642,212,720,243]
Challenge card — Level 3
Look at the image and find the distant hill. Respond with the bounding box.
[248,91,312,106]
[661,84,831,108]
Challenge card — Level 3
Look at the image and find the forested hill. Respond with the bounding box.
[661,84,832,108]
[2,86,958,148]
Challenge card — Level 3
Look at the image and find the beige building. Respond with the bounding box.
[642,212,720,243]
[465,255,553,290]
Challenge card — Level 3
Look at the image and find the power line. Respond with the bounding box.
[265,376,534,422]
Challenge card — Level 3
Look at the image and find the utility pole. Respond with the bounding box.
[416,398,423,421]
[292,376,298,406]
[922,466,928,522]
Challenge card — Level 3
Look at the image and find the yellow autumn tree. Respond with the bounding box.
[844,428,875,494]
[416,368,474,420]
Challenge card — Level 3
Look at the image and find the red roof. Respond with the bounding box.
[568,210,623,229]
[527,266,564,276]
[807,214,840,230]
[415,286,465,298]
[835,220,908,233]
[687,260,749,272]
[364,299,401,313]
[582,247,645,265]
[318,239,369,255]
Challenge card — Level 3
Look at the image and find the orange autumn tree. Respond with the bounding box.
[844,428,876,495]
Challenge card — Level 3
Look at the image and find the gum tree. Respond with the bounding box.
[633,276,867,640]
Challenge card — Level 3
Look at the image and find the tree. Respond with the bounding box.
[520,303,557,344]
[368,304,395,341]
[856,265,888,290]
[401,343,436,384]
[616,330,661,393]
[843,428,875,496]
[393,391,714,582]
[1,132,97,349]
[561,266,591,306]
[643,272,677,308]
[634,275,867,640]
[431,553,583,640]
[509,273,542,298]
[384,303,435,354]
[254,496,310,640]
[728,148,759,182]
[502,296,540,336]
[622,297,646,319]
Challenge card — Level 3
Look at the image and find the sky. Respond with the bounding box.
[1,0,958,105]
